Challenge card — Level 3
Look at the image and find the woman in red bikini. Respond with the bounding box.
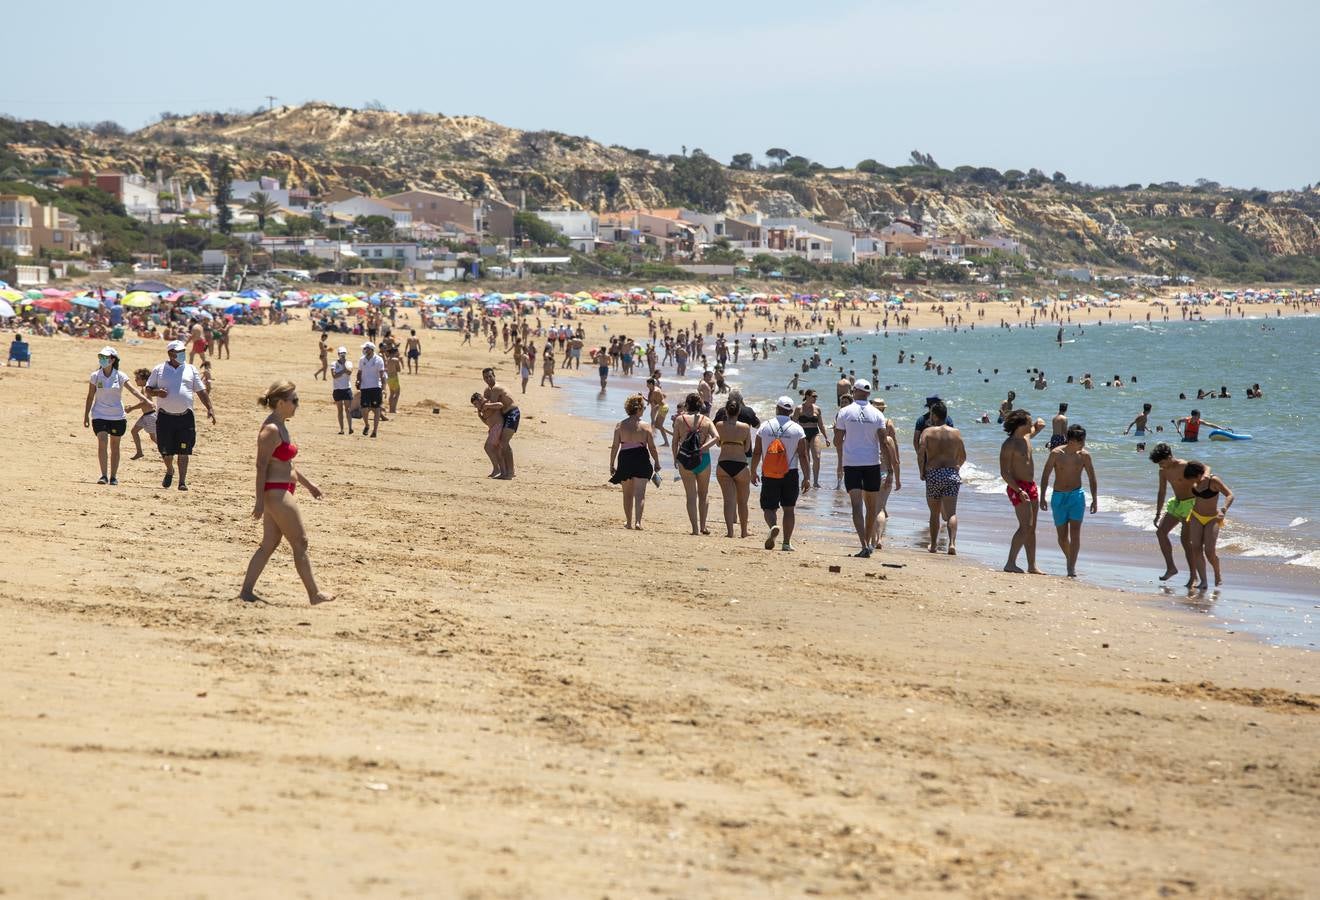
[240,381,334,605]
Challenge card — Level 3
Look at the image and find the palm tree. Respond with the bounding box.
[242,191,280,231]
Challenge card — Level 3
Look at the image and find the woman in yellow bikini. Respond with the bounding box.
[1182,461,1233,589]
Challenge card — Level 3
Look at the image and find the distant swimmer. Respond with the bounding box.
[1125,403,1152,436]
[1056,325,1064,346]
[1048,403,1068,449]
[1175,409,1224,443]
[997,391,1016,425]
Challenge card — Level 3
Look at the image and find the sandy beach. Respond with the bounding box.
[2,304,1318,898]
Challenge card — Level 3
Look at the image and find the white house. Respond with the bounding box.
[761,216,855,263]
[231,176,290,208]
[531,210,597,253]
[319,197,413,232]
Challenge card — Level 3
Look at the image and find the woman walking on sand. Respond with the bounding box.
[1182,461,1234,590]
[84,346,150,485]
[793,389,829,489]
[609,394,661,530]
[240,381,334,605]
[672,393,718,535]
[715,397,754,538]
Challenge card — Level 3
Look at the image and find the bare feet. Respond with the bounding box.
[700,527,711,535]
[947,546,957,556]
[928,544,938,553]
[310,592,335,605]
[1003,564,1024,573]
[1158,568,1178,581]
[239,589,263,603]
[129,452,144,460]
[1027,568,1046,575]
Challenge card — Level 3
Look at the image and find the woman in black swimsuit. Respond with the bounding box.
[714,397,754,538]
[794,389,829,489]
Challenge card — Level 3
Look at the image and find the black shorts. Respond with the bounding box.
[332,388,352,402]
[360,387,383,408]
[156,410,196,456]
[843,464,882,493]
[92,418,127,437]
[407,349,420,359]
[502,407,521,433]
[759,470,801,510]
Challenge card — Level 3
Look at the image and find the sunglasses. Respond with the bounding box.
[288,396,300,405]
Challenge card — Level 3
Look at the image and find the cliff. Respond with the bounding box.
[5,102,1319,277]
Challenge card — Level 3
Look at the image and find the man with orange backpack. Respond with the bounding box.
[751,396,811,551]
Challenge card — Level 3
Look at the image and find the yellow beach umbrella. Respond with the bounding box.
[121,292,157,308]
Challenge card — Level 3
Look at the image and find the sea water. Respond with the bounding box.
[562,311,1320,647]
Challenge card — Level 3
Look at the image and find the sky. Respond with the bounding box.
[4,0,1317,190]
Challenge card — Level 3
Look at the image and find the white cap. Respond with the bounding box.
[361,341,375,350]
[166,340,186,352]
[337,346,348,354]
[776,395,795,409]
[853,379,872,392]
[98,346,119,358]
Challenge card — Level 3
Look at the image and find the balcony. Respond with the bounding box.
[0,215,33,227]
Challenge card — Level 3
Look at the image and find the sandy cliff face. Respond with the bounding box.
[7,103,1319,268]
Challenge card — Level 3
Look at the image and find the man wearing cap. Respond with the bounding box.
[330,347,354,435]
[913,395,954,454]
[355,341,386,438]
[751,397,811,551]
[145,340,216,491]
[833,379,897,558]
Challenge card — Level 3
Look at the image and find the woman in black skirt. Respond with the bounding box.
[609,393,662,530]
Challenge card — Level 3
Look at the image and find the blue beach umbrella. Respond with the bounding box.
[70,295,101,309]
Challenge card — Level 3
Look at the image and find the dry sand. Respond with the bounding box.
[1,304,1317,898]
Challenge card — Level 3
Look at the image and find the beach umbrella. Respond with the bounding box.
[0,299,15,317]
[224,304,246,316]
[33,296,73,312]
[121,292,157,308]
[42,287,70,297]
[0,288,22,303]
[127,280,171,293]
[25,289,43,299]
[70,295,101,309]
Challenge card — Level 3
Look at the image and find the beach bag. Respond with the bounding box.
[676,415,704,470]
[763,424,790,479]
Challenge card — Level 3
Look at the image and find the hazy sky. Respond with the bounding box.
[5,0,1316,190]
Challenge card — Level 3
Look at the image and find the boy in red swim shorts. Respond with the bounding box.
[999,408,1047,573]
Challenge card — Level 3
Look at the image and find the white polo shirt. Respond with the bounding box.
[757,415,806,473]
[358,354,386,390]
[146,361,206,415]
[834,401,887,467]
[331,358,353,391]
[89,368,132,420]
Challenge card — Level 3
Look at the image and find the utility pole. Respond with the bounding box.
[265,95,277,113]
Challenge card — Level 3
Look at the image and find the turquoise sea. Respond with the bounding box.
[564,310,1319,648]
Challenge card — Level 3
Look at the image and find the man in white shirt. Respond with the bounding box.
[330,347,354,434]
[751,397,811,551]
[832,380,897,557]
[355,341,387,438]
[145,340,216,491]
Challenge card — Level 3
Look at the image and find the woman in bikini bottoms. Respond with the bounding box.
[794,390,829,489]
[240,380,334,606]
[714,397,754,538]
[672,393,719,535]
[1182,461,1234,589]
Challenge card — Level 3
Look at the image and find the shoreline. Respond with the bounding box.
[2,308,1318,896]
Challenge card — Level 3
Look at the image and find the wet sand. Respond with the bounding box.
[1,311,1318,898]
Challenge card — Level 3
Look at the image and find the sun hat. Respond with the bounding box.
[362,341,376,350]
[98,346,119,358]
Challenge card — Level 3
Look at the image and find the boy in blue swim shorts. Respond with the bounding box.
[1040,424,1099,577]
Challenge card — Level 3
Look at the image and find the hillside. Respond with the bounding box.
[5,102,1320,279]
